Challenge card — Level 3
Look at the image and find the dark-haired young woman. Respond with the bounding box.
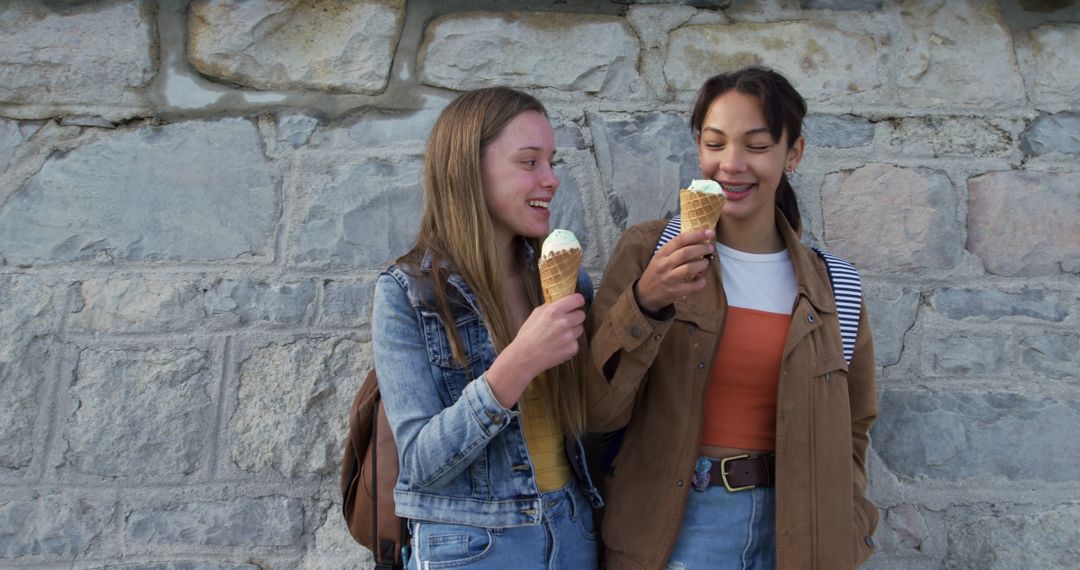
[586,67,879,569]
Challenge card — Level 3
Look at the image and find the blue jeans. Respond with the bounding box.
[408,479,597,569]
[666,460,776,570]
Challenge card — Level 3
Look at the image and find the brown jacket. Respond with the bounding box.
[586,214,878,570]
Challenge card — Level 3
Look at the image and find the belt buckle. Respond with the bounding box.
[720,454,755,492]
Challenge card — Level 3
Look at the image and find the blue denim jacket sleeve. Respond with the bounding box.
[372,272,517,489]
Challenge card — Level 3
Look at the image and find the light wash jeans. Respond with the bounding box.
[666,458,776,570]
[409,479,598,570]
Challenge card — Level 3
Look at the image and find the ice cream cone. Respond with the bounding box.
[680,188,726,233]
[540,248,582,303]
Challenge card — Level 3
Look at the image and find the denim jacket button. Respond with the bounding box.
[487,411,505,425]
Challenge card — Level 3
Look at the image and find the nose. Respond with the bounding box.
[541,162,560,192]
[717,147,748,176]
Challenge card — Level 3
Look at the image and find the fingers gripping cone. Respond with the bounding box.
[539,230,582,303]
[680,179,726,233]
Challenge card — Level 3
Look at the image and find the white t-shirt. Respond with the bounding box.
[716,243,798,315]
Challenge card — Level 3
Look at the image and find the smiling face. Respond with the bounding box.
[697,91,804,230]
[481,110,559,248]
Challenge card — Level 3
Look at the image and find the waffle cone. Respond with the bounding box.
[539,248,582,303]
[680,188,726,233]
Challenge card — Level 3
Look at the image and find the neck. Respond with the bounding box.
[717,210,785,254]
[496,231,518,276]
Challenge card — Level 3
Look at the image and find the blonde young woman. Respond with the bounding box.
[372,87,601,569]
[587,67,879,569]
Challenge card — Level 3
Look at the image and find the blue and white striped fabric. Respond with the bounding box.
[812,248,862,365]
[652,215,862,364]
[654,215,682,254]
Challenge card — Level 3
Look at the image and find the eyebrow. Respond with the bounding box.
[517,146,557,157]
[701,126,771,136]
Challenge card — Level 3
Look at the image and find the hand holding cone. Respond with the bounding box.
[539,229,582,303]
[680,179,726,233]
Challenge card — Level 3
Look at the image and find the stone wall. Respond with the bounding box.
[0,0,1077,568]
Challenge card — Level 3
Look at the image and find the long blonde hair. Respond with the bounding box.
[400,87,587,435]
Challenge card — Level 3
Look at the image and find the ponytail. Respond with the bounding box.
[776,173,801,232]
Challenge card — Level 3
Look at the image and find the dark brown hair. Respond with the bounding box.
[690,66,807,231]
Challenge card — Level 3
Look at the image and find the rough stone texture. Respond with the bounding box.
[96,563,260,570]
[890,116,1014,158]
[874,389,1080,482]
[65,347,214,479]
[885,504,929,551]
[664,22,883,102]
[897,1,1025,108]
[945,504,1080,569]
[589,112,698,231]
[312,108,444,150]
[1027,24,1080,111]
[931,288,1066,322]
[420,12,640,92]
[1021,333,1080,380]
[275,113,319,150]
[0,119,278,266]
[0,119,25,175]
[930,335,1007,375]
[188,0,405,94]
[70,278,317,333]
[0,496,112,558]
[319,280,375,328]
[864,286,919,367]
[967,171,1080,276]
[126,496,304,546]
[822,163,963,273]
[230,338,367,477]
[803,114,874,148]
[549,164,592,257]
[288,155,422,270]
[0,275,58,471]
[0,1,156,121]
[802,0,884,8]
[1022,112,1080,156]
[301,507,374,569]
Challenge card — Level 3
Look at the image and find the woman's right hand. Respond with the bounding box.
[635,229,714,314]
[486,293,586,408]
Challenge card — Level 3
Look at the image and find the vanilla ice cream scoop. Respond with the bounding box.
[542,229,580,257]
[687,179,723,194]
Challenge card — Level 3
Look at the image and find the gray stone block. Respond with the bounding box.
[1021,333,1080,379]
[188,0,405,94]
[0,1,155,121]
[230,339,367,477]
[896,2,1025,108]
[616,0,731,7]
[420,12,640,92]
[801,0,884,8]
[1027,24,1080,110]
[931,287,1066,322]
[65,347,214,479]
[70,278,317,333]
[319,280,375,328]
[945,504,1080,569]
[930,335,1006,375]
[275,114,319,149]
[890,117,1013,158]
[550,164,591,258]
[589,112,698,231]
[0,119,24,175]
[0,275,59,471]
[804,114,875,148]
[823,164,963,273]
[301,505,375,569]
[0,119,278,266]
[97,563,260,570]
[322,108,443,149]
[0,496,112,558]
[865,286,919,367]
[664,22,883,102]
[1022,112,1080,156]
[967,171,1080,276]
[126,496,304,546]
[874,388,1080,481]
[288,155,422,270]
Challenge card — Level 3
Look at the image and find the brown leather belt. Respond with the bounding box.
[694,454,775,492]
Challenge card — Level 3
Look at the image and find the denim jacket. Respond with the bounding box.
[371,247,602,528]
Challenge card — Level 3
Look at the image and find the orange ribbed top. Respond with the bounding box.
[701,307,791,450]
